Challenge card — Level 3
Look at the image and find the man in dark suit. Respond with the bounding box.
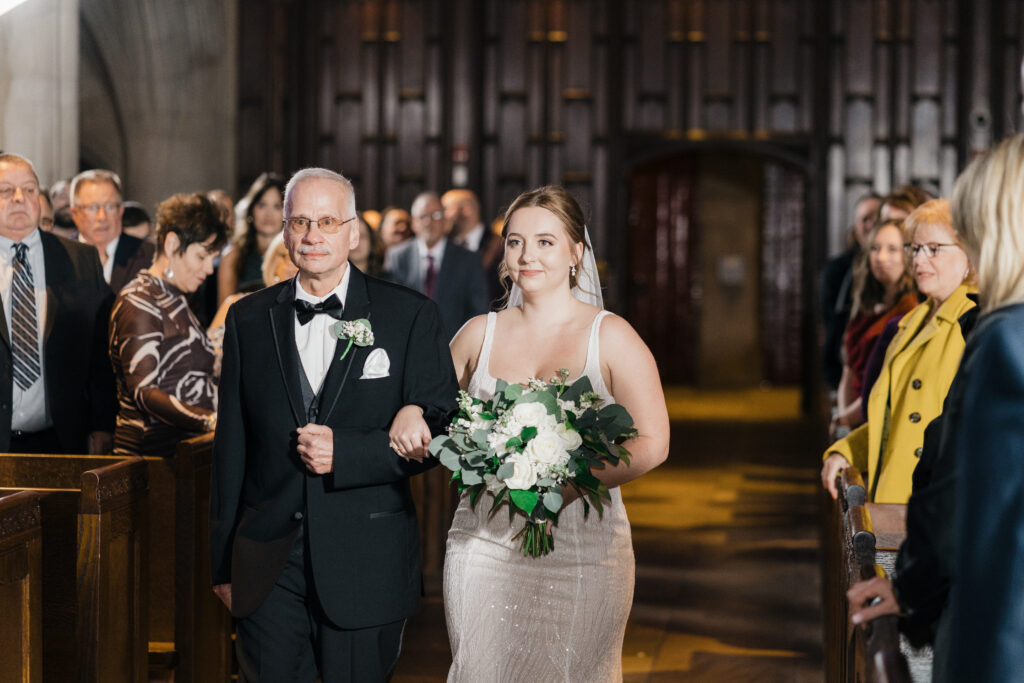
[70,169,155,293]
[0,154,115,454]
[385,191,489,339]
[210,168,457,681]
[442,188,504,306]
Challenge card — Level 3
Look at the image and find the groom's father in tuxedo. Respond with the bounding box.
[210,167,458,681]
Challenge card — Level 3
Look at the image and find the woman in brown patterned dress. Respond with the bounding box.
[109,192,229,458]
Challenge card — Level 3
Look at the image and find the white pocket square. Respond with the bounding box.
[360,348,390,379]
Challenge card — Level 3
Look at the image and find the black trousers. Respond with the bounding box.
[236,526,406,682]
[9,427,61,454]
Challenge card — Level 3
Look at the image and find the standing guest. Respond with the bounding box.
[832,219,918,433]
[37,189,54,232]
[48,178,77,239]
[379,206,413,248]
[937,134,1024,682]
[385,192,489,339]
[71,169,156,293]
[821,193,881,389]
[210,167,457,681]
[349,214,386,277]
[108,192,227,459]
[822,200,975,504]
[217,172,284,303]
[443,188,504,304]
[121,201,153,242]
[0,154,114,454]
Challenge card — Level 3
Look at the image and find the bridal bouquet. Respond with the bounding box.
[428,369,637,557]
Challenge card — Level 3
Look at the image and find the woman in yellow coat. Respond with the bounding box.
[821,199,976,503]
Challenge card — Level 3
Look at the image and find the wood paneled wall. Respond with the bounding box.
[239,0,1024,297]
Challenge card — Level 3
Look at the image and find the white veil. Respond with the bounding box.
[506,227,604,309]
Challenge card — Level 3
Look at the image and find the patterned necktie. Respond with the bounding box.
[424,254,437,299]
[10,243,40,390]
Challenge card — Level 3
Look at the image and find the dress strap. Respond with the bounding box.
[469,312,499,390]
[584,311,613,401]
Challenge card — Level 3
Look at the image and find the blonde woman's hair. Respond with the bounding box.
[952,134,1024,312]
[903,198,976,286]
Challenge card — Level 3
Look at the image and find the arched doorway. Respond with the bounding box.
[626,148,808,391]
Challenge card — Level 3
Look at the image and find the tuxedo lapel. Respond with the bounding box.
[40,232,63,345]
[317,266,370,423]
[269,281,305,426]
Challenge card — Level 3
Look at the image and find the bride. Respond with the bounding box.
[390,185,670,682]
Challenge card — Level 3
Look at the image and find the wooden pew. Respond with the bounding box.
[0,491,43,683]
[0,457,148,682]
[825,466,911,683]
[0,442,233,683]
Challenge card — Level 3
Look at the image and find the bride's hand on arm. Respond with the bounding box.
[599,316,671,488]
[388,405,432,461]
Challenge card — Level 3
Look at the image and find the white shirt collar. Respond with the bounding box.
[416,236,446,262]
[0,226,42,253]
[294,263,351,308]
[461,224,486,251]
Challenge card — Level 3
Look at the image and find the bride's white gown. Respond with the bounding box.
[444,310,635,682]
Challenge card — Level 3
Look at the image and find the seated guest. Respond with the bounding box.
[822,199,975,503]
[350,213,386,277]
[121,201,153,242]
[70,169,155,293]
[37,188,54,232]
[385,191,489,339]
[379,206,413,248]
[109,192,228,458]
[0,153,114,453]
[832,219,918,434]
[217,172,284,303]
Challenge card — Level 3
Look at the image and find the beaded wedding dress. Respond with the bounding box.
[443,309,635,682]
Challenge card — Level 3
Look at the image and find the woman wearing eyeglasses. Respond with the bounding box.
[821,198,976,503]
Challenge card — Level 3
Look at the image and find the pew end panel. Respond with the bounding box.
[0,491,43,683]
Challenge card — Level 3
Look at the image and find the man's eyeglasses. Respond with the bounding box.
[903,242,959,259]
[415,210,445,222]
[0,185,39,201]
[76,202,122,216]
[284,216,357,234]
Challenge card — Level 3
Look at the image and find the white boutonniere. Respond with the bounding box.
[331,318,374,360]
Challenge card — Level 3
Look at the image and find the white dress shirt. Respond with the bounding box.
[294,266,351,393]
[416,237,446,292]
[0,229,50,431]
[80,234,119,283]
[460,223,486,252]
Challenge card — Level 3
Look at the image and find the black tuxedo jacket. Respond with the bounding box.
[384,239,490,339]
[0,231,116,452]
[210,266,458,627]
[109,233,155,293]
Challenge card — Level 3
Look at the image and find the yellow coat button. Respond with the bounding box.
[915,447,923,457]
[909,412,921,423]
[912,379,922,389]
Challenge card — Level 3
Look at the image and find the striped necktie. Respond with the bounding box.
[11,243,40,391]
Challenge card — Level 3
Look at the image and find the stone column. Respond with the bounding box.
[0,0,78,186]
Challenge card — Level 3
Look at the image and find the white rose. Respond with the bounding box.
[511,401,549,428]
[483,472,505,494]
[523,432,570,469]
[501,452,538,490]
[555,423,583,451]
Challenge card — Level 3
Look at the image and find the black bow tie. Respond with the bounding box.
[294,295,344,325]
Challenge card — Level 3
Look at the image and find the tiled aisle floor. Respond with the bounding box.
[393,416,824,682]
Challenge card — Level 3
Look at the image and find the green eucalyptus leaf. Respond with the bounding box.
[428,435,451,457]
[560,376,593,403]
[536,477,555,488]
[504,383,523,401]
[518,390,558,415]
[461,469,483,486]
[494,378,509,395]
[510,489,538,514]
[543,490,563,513]
[496,462,516,481]
[505,436,523,451]
[472,429,490,449]
[439,449,462,472]
[520,426,538,443]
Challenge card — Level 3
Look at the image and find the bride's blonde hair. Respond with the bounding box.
[498,186,590,304]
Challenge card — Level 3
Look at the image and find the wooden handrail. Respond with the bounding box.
[839,466,867,507]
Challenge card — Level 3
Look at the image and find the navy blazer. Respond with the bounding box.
[109,233,155,293]
[209,266,458,627]
[384,238,489,339]
[937,303,1024,682]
